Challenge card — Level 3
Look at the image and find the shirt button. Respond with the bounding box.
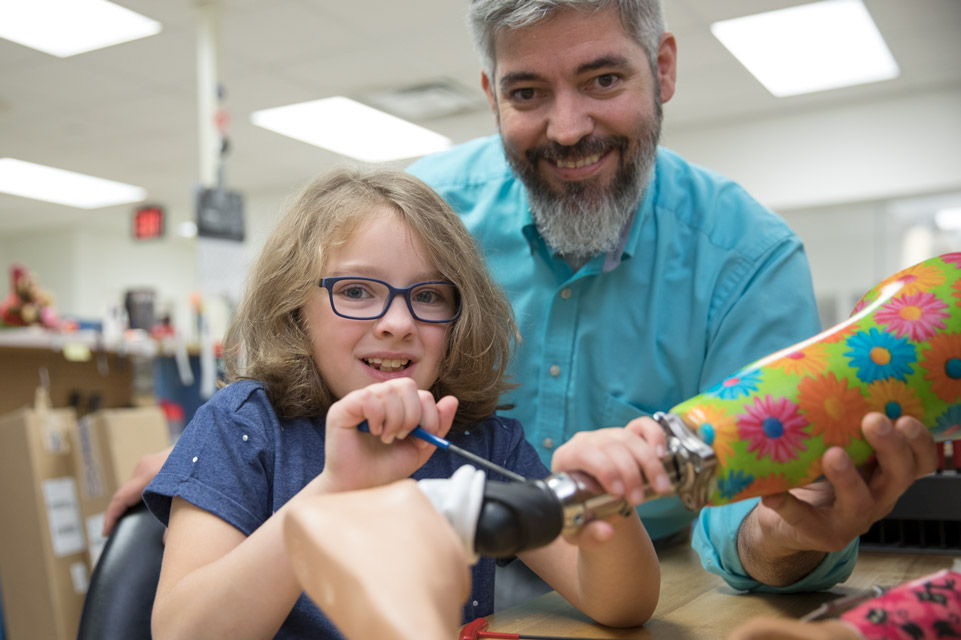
[543,438,555,449]
[560,288,572,299]
[549,365,560,376]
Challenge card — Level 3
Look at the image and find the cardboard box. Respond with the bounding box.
[0,399,88,640]
[69,407,171,567]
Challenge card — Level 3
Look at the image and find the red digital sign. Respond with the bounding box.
[133,206,164,240]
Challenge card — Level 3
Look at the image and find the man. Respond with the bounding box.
[406,0,936,597]
[104,0,935,607]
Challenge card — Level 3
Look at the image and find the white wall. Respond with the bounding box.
[3,88,960,336]
[663,87,961,213]
[662,86,961,329]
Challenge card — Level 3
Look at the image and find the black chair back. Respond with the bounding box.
[77,503,165,640]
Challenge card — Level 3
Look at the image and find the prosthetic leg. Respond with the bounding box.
[283,479,471,640]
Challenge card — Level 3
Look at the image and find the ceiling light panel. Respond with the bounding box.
[0,0,161,58]
[250,97,452,163]
[0,159,147,209]
[711,0,899,97]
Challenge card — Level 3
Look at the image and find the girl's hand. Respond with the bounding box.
[320,378,457,493]
[550,417,671,545]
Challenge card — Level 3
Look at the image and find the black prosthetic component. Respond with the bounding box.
[474,479,564,558]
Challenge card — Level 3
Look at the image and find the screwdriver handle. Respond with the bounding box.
[355,421,527,482]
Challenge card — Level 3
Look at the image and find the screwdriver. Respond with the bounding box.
[356,420,527,483]
[459,617,610,640]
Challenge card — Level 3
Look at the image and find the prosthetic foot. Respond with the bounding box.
[283,479,470,640]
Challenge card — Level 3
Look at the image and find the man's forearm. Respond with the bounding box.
[736,505,826,587]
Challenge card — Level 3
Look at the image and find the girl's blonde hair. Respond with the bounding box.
[223,167,518,430]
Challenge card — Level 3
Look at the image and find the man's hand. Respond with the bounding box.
[550,416,671,545]
[102,445,173,536]
[737,412,937,586]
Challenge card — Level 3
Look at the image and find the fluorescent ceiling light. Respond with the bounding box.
[251,97,452,163]
[711,0,899,97]
[0,0,161,57]
[935,207,961,231]
[0,158,147,209]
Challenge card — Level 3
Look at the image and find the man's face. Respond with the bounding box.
[482,6,675,261]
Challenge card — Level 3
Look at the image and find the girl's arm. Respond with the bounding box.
[152,494,312,639]
[519,416,671,628]
[151,378,457,639]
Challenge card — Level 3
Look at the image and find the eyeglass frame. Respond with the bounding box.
[318,276,462,324]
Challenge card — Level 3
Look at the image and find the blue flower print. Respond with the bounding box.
[709,369,763,400]
[717,469,754,500]
[844,328,916,384]
[933,404,961,440]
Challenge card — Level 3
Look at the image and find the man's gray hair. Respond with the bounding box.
[468,0,666,78]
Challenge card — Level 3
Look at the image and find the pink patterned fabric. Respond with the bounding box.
[841,570,961,639]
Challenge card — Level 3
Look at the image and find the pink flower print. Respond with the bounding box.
[874,292,949,342]
[941,252,961,269]
[851,295,871,316]
[737,395,809,464]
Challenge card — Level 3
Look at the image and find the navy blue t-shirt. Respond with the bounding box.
[144,379,549,639]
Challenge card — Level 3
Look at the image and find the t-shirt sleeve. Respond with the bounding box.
[143,388,276,536]
[692,499,858,593]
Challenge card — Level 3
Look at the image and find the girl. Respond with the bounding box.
[144,167,668,639]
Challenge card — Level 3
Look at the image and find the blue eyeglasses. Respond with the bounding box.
[319,276,462,323]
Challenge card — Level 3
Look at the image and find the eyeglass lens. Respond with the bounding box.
[328,279,459,321]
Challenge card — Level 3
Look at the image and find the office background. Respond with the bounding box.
[1,0,959,341]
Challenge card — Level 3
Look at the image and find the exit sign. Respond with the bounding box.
[133,205,165,240]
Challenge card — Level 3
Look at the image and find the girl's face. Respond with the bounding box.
[304,206,451,399]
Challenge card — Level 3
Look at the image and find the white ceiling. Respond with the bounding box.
[1,0,959,235]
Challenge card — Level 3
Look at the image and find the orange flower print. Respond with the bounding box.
[797,372,868,447]
[954,276,961,308]
[866,379,925,421]
[735,473,791,502]
[769,344,829,377]
[921,331,961,404]
[821,320,860,344]
[801,457,824,486]
[877,263,945,298]
[683,404,736,467]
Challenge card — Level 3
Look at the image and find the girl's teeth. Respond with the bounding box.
[366,357,410,372]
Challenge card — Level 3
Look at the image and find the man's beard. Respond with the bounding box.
[503,99,662,263]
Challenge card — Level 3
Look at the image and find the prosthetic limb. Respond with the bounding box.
[443,253,961,556]
[668,251,961,507]
[283,479,470,640]
[727,569,961,640]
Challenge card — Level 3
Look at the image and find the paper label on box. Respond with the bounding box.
[76,416,106,499]
[42,477,85,556]
[43,413,68,454]
[70,560,89,594]
[86,513,107,567]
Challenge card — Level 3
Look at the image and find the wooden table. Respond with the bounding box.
[481,545,959,639]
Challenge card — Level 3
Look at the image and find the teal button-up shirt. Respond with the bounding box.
[409,134,858,591]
